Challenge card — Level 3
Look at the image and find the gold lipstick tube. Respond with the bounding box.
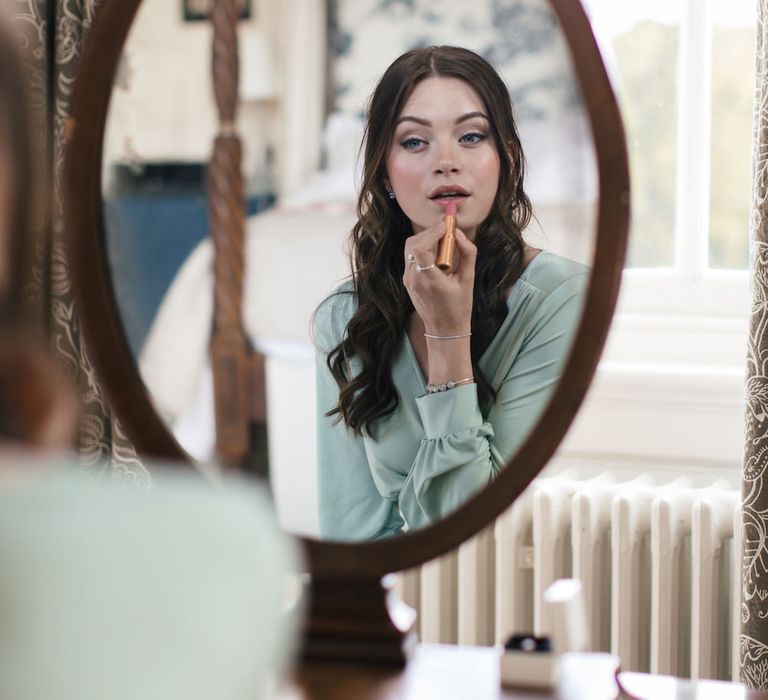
[436,212,457,272]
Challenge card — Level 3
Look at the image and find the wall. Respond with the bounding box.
[550,305,746,488]
[103,0,282,187]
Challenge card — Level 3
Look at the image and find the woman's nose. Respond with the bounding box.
[433,141,460,174]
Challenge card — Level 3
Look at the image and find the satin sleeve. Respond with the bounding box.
[398,274,586,529]
[313,296,404,542]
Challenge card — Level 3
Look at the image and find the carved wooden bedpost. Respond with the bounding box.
[209,0,249,466]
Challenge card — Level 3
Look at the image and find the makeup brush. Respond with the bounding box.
[436,200,457,272]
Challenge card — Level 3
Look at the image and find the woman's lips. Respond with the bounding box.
[432,195,469,209]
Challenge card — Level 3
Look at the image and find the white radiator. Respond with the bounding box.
[395,470,741,682]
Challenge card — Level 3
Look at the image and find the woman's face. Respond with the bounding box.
[385,76,501,241]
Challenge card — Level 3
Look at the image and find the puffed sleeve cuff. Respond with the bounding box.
[414,383,484,439]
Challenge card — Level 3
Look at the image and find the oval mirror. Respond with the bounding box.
[65,0,627,596]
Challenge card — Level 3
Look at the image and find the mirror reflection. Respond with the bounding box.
[101,0,597,540]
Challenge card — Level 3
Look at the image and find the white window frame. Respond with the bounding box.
[585,0,752,372]
[560,0,751,476]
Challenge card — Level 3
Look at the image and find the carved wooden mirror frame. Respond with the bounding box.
[64,0,629,665]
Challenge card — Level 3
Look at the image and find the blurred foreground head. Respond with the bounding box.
[0,17,78,450]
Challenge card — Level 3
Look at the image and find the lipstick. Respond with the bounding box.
[436,200,457,272]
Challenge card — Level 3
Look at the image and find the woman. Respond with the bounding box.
[314,46,588,541]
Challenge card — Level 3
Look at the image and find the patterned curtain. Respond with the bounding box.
[743,0,768,688]
[5,0,146,479]
[3,0,47,322]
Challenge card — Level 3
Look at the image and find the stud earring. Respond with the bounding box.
[386,188,395,200]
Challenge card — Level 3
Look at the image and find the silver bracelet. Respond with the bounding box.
[424,331,472,340]
[425,376,475,394]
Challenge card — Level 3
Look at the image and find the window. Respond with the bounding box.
[583,0,755,320]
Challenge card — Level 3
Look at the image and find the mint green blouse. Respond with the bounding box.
[314,251,589,541]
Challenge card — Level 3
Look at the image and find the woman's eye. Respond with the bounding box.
[400,137,426,150]
[460,132,487,144]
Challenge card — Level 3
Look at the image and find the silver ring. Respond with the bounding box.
[407,253,417,267]
[416,263,436,273]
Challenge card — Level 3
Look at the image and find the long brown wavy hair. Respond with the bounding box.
[0,20,32,322]
[0,21,77,448]
[325,46,532,437]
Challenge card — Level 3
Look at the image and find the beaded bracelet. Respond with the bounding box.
[425,376,475,394]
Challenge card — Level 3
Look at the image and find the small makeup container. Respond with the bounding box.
[499,634,560,690]
[499,579,589,690]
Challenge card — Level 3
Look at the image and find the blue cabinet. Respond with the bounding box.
[104,162,274,357]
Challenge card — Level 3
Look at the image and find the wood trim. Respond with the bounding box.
[209,0,251,466]
[63,0,629,578]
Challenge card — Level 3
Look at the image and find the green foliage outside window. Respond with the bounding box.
[613,21,679,268]
[609,20,754,270]
[709,25,754,270]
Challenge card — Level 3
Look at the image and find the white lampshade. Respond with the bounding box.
[241,31,277,101]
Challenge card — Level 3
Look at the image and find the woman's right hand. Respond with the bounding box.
[402,220,477,337]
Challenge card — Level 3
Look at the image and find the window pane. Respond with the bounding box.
[585,1,681,268]
[708,2,755,270]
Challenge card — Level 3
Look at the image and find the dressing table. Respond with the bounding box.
[289,645,767,700]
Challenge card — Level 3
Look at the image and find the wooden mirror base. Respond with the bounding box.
[303,575,417,666]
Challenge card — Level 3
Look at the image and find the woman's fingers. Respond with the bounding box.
[404,224,476,281]
[403,222,447,264]
[403,224,475,333]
